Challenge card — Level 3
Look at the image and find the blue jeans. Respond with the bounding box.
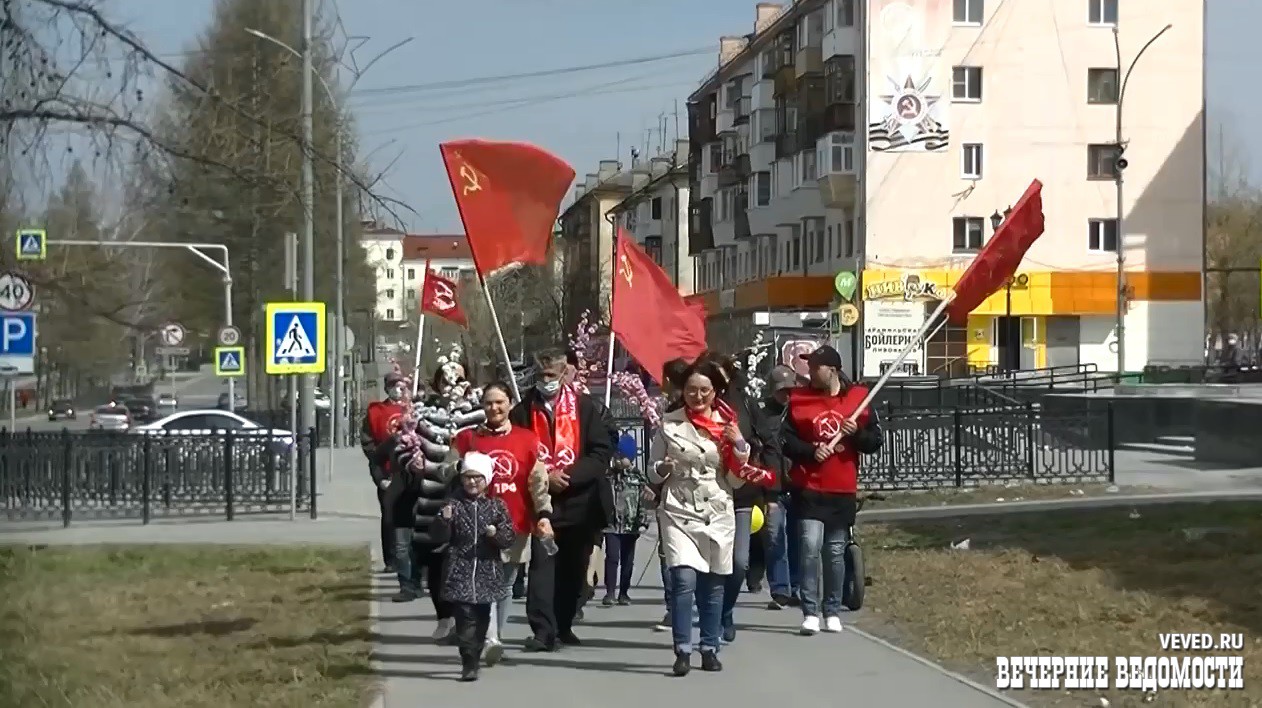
[721,509,753,630]
[762,501,792,597]
[784,495,802,595]
[488,564,519,641]
[797,518,849,618]
[393,527,416,594]
[668,565,724,654]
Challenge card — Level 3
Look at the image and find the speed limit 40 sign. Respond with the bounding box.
[0,271,34,311]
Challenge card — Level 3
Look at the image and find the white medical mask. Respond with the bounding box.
[386,386,405,401]
[537,379,560,397]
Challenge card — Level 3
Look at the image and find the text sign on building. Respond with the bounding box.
[862,300,927,378]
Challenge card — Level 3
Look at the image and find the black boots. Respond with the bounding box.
[700,651,723,672]
[460,651,481,682]
[672,651,691,676]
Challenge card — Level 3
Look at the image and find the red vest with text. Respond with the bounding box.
[786,385,871,495]
[454,426,541,534]
[365,400,408,473]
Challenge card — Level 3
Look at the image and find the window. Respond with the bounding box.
[799,10,824,48]
[1089,0,1117,25]
[385,247,395,260]
[754,172,771,206]
[406,288,416,302]
[836,0,856,27]
[791,235,801,269]
[1087,143,1120,179]
[442,267,459,280]
[406,267,416,280]
[755,109,777,142]
[952,67,983,101]
[952,216,985,252]
[843,219,856,256]
[386,308,396,320]
[825,56,857,104]
[385,268,395,279]
[953,0,983,24]
[1088,218,1119,252]
[961,143,983,179]
[814,226,825,262]
[651,197,662,219]
[385,288,395,299]
[822,132,855,173]
[800,150,817,182]
[1087,68,1118,104]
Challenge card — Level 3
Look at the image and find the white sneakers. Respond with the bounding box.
[432,617,455,641]
[800,616,844,635]
[483,639,504,666]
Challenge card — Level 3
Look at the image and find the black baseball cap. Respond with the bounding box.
[800,345,843,369]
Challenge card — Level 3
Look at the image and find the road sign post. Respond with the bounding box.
[215,346,246,377]
[0,272,35,311]
[265,302,326,375]
[15,229,46,261]
[0,312,36,374]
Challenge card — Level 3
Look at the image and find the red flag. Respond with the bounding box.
[946,179,1046,324]
[611,230,707,384]
[439,140,575,276]
[419,262,468,327]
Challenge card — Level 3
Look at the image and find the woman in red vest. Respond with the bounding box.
[453,381,554,666]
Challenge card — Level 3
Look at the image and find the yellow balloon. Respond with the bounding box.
[750,505,765,534]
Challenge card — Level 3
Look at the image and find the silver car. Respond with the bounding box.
[89,404,131,432]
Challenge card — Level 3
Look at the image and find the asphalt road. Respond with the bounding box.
[12,369,229,433]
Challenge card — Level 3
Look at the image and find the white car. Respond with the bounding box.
[132,409,294,445]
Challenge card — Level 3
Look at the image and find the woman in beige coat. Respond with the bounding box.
[650,358,763,677]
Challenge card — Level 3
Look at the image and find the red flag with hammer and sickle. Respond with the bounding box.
[420,261,468,327]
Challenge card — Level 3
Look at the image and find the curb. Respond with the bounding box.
[847,626,1028,707]
[366,545,386,708]
[859,489,1262,522]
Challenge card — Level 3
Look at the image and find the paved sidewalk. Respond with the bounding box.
[373,533,1021,708]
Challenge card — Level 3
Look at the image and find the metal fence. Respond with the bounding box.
[0,428,318,526]
[609,398,1115,490]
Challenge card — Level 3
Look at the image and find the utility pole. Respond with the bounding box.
[299,0,317,439]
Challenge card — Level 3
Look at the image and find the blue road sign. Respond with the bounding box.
[0,312,36,373]
[15,229,46,261]
[265,302,326,375]
[214,346,246,377]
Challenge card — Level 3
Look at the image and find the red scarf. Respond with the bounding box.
[531,384,580,471]
[684,398,774,487]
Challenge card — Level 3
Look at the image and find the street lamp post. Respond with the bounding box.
[1113,23,1173,377]
[245,27,412,449]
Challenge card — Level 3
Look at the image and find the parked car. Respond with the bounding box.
[132,409,296,476]
[89,404,131,432]
[48,399,76,422]
[280,387,332,411]
[156,393,179,411]
[216,392,247,412]
[132,409,294,444]
[119,396,158,423]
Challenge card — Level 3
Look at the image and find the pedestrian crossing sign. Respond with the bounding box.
[15,229,45,261]
[214,346,246,377]
[265,301,326,374]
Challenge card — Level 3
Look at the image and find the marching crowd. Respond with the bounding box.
[361,344,882,681]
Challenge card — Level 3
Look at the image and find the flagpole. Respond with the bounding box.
[412,262,429,398]
[478,272,521,401]
[604,216,618,406]
[830,296,953,446]
[603,331,616,406]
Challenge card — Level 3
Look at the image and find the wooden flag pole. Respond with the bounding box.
[478,271,521,401]
[411,261,429,398]
[603,220,619,406]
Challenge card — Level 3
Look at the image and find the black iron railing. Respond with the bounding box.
[0,428,319,526]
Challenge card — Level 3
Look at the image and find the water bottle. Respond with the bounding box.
[539,535,559,556]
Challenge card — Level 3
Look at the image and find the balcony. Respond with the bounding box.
[821,102,857,133]
[796,115,824,146]
[733,96,751,126]
[775,131,799,161]
[816,131,857,208]
[717,162,742,188]
[795,45,823,78]
[734,203,752,240]
[689,198,714,254]
[734,153,751,179]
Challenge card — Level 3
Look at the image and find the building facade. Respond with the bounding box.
[360,224,473,323]
[669,0,1204,375]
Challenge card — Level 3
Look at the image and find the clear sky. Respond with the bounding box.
[114,0,1259,232]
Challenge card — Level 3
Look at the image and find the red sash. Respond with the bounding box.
[685,399,774,487]
[786,385,869,494]
[454,425,540,534]
[531,384,580,470]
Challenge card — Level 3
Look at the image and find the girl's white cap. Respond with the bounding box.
[461,451,494,483]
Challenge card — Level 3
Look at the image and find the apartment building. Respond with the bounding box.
[558,160,634,325]
[610,140,697,296]
[680,0,1204,375]
[360,224,473,322]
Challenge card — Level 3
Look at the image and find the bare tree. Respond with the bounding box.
[1206,123,1262,350]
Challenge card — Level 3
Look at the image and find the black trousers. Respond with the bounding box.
[452,602,491,661]
[526,526,594,641]
[417,549,453,620]
[377,488,392,566]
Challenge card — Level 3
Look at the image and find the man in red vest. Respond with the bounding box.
[779,345,882,636]
[360,371,410,584]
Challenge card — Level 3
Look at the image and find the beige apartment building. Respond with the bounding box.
[655,0,1204,375]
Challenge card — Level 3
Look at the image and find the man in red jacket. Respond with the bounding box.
[360,371,411,584]
[779,345,882,636]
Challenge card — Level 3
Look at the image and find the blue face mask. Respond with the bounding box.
[537,379,560,397]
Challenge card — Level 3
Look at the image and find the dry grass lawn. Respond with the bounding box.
[855,502,1262,707]
[867,482,1151,509]
[0,545,374,708]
